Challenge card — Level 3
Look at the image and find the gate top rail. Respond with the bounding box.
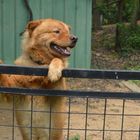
[0,64,140,99]
[0,87,139,99]
[0,64,140,80]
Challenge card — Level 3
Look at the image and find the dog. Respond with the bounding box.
[0,19,77,140]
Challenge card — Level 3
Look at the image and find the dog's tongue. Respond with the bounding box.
[53,45,71,56]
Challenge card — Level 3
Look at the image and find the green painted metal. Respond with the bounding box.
[0,0,92,68]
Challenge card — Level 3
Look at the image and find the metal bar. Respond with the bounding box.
[49,103,52,140]
[102,99,107,140]
[0,123,139,132]
[19,0,33,36]
[67,97,71,140]
[30,96,33,140]
[23,0,33,21]
[0,87,139,99]
[85,98,89,140]
[138,124,140,140]
[0,107,139,117]
[63,69,140,80]
[12,96,15,140]
[120,100,125,140]
[0,64,48,76]
[0,64,140,80]
[0,64,139,139]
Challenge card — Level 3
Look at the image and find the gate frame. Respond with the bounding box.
[0,64,139,140]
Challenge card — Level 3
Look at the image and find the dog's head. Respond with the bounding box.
[25,19,78,58]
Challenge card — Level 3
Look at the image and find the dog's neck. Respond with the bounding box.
[27,46,58,65]
[29,55,45,65]
[15,46,68,67]
[15,53,52,66]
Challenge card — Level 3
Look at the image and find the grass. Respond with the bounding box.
[127,65,140,86]
[70,134,80,140]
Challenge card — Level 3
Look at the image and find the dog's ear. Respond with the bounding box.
[26,20,43,37]
[68,25,71,31]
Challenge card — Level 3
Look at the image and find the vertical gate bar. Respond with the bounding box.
[12,95,15,140]
[120,99,125,140]
[67,97,71,140]
[102,99,107,140]
[30,96,33,140]
[49,101,52,140]
[138,124,140,140]
[85,97,89,140]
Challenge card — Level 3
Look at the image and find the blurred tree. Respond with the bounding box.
[93,0,103,31]
[130,0,140,28]
[115,0,124,52]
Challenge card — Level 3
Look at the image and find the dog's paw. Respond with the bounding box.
[0,60,3,64]
[48,58,64,82]
[48,67,62,82]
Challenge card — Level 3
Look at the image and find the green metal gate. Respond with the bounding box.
[0,0,92,68]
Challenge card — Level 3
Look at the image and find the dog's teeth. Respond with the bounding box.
[64,49,67,53]
[54,45,57,49]
[66,47,71,51]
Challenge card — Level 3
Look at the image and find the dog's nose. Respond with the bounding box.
[70,35,78,43]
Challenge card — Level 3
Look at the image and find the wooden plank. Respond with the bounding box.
[15,0,28,59]
[29,0,41,19]
[3,0,15,63]
[52,0,65,20]
[0,0,3,58]
[65,0,76,67]
[85,0,92,68]
[75,0,87,68]
[41,0,53,18]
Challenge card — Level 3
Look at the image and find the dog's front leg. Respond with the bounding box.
[48,58,65,82]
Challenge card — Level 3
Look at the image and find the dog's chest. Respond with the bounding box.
[32,96,51,127]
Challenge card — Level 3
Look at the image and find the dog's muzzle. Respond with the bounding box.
[70,35,78,48]
[50,35,78,57]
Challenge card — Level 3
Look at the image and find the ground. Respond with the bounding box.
[0,96,139,140]
[0,30,139,140]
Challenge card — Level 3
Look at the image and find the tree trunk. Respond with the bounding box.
[115,0,124,52]
[130,0,139,28]
[92,0,102,31]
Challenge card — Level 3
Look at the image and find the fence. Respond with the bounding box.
[0,64,140,140]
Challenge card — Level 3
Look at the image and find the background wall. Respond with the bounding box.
[0,0,92,68]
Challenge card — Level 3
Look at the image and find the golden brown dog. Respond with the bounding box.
[0,19,77,140]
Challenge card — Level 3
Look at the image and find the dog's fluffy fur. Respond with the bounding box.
[0,19,77,140]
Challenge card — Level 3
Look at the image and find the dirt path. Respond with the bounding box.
[0,78,139,140]
[67,79,140,140]
[0,97,139,140]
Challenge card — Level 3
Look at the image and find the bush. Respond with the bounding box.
[98,3,117,24]
[70,134,80,140]
[119,24,140,53]
[97,0,134,24]
[126,35,140,49]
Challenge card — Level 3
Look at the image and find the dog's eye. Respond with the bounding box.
[53,30,60,34]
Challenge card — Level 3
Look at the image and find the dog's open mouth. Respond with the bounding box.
[50,43,71,56]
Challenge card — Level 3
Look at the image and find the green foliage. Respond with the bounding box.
[124,0,134,21]
[93,0,140,53]
[97,0,134,24]
[127,65,140,70]
[127,66,140,86]
[98,3,117,24]
[126,35,140,49]
[70,134,80,140]
[119,24,140,53]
